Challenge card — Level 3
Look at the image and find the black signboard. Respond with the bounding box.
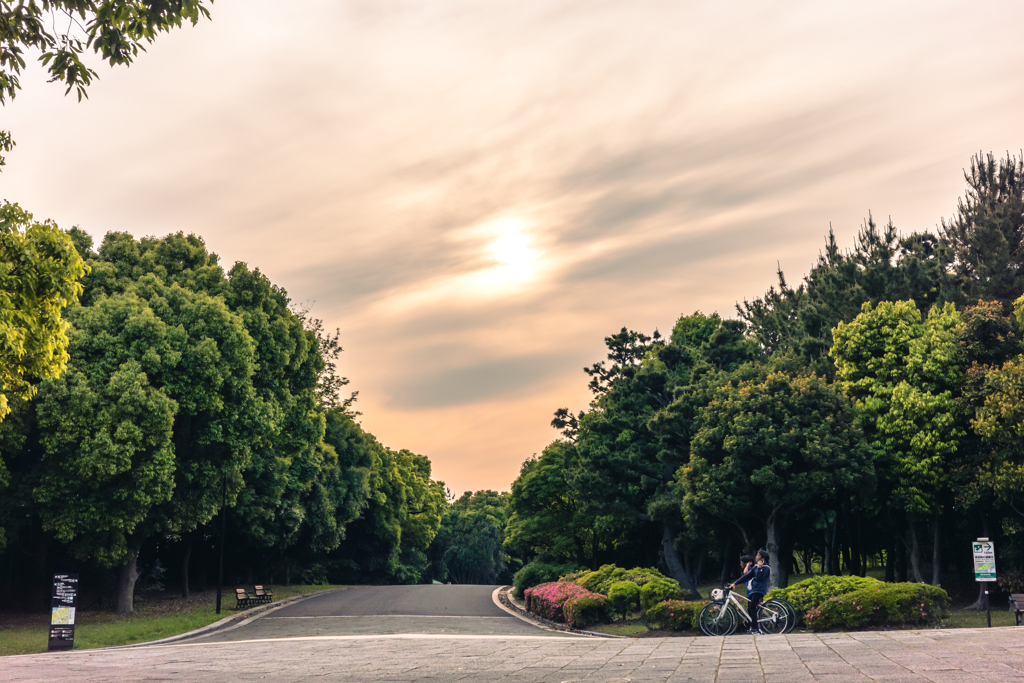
[48,573,79,651]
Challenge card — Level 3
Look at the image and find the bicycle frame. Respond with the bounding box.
[716,588,783,628]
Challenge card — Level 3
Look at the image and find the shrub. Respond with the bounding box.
[524,581,604,623]
[640,578,684,611]
[804,582,951,632]
[574,564,677,595]
[645,599,706,631]
[512,560,583,598]
[769,575,882,613]
[563,594,612,628]
[607,581,641,617]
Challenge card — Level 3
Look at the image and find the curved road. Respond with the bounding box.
[190,584,565,641]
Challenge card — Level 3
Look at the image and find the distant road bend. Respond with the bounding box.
[187,584,568,642]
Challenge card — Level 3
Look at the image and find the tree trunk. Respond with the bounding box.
[896,535,908,582]
[906,518,925,583]
[801,549,815,576]
[285,562,291,586]
[765,513,787,589]
[661,524,701,598]
[116,535,146,614]
[719,537,734,585]
[885,540,895,582]
[931,516,941,586]
[849,514,862,577]
[181,536,193,599]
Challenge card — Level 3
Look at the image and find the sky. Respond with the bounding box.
[3,0,1023,495]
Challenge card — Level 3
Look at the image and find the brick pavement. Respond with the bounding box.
[3,628,1023,682]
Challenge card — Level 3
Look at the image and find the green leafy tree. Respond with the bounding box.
[570,314,756,597]
[1,1,213,167]
[969,293,1024,521]
[505,440,593,566]
[327,435,445,584]
[431,490,510,584]
[678,368,875,589]
[831,300,964,583]
[0,202,86,430]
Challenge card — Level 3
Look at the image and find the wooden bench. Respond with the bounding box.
[235,588,255,610]
[254,585,274,605]
[1011,593,1024,626]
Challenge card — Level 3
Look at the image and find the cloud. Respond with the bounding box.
[387,352,579,409]
[5,0,1024,495]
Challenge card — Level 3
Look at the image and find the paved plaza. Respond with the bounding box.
[5,626,1024,682]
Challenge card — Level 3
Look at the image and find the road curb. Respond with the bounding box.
[106,587,349,650]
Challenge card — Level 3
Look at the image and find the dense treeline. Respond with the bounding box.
[0,224,448,611]
[505,151,1024,606]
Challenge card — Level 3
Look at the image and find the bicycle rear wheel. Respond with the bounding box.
[698,602,737,636]
[766,598,798,633]
[757,600,790,634]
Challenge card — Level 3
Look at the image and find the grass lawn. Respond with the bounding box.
[0,584,345,657]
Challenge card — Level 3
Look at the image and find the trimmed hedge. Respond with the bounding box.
[608,581,640,617]
[640,578,684,611]
[575,564,680,596]
[564,593,613,628]
[512,560,584,598]
[768,575,883,613]
[524,581,607,623]
[645,599,706,631]
[804,582,951,632]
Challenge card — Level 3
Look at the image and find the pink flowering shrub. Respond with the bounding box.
[804,582,950,631]
[645,599,707,631]
[524,581,609,625]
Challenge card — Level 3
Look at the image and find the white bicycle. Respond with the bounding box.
[698,587,793,636]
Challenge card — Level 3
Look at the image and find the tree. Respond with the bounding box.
[505,441,592,566]
[1,1,213,167]
[940,152,1024,309]
[831,300,964,583]
[0,202,86,430]
[678,368,875,589]
[969,293,1024,520]
[570,314,756,597]
[431,490,510,585]
[739,217,957,373]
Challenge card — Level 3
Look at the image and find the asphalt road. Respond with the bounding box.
[188,584,569,641]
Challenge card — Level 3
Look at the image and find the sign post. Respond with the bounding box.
[973,538,996,628]
[49,573,79,651]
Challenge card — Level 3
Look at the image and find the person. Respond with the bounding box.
[737,554,754,595]
[729,549,770,635]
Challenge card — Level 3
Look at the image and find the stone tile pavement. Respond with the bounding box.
[3,628,1023,682]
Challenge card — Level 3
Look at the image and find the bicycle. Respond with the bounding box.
[697,587,791,636]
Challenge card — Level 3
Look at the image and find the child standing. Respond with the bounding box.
[729,549,771,635]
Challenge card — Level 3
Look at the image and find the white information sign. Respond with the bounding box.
[973,539,996,582]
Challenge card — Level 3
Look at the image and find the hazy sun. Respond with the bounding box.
[481,217,539,288]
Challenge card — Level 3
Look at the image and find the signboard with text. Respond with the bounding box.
[973,540,996,582]
[48,573,79,651]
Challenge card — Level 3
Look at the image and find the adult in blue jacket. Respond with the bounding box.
[729,549,770,634]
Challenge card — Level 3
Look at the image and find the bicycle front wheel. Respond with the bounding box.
[757,600,791,635]
[698,602,737,636]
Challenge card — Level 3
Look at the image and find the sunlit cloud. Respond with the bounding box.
[3,0,1024,494]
